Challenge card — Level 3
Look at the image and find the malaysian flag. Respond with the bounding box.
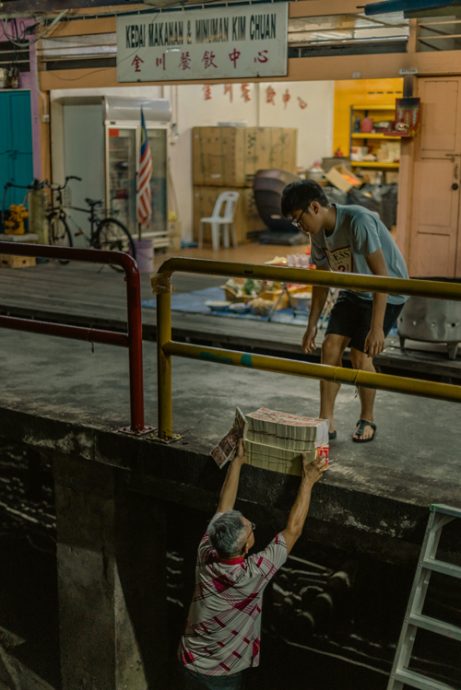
[136,108,153,228]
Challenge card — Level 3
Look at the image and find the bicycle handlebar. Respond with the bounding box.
[3,180,44,191]
[45,176,82,192]
[3,176,82,194]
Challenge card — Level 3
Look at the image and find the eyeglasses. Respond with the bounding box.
[291,206,309,231]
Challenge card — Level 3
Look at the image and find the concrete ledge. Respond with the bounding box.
[1,402,452,564]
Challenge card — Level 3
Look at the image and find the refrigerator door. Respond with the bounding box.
[106,126,137,234]
[148,127,168,241]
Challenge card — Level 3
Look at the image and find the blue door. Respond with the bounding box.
[0,91,33,210]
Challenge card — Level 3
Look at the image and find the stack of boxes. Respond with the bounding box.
[0,188,47,269]
[192,126,298,246]
[0,231,38,269]
[244,407,329,476]
[0,246,36,268]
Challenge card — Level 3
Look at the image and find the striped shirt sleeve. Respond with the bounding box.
[197,512,223,564]
[247,532,288,584]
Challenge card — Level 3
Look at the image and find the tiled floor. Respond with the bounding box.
[153,240,308,268]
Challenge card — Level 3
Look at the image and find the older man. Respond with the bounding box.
[178,441,328,689]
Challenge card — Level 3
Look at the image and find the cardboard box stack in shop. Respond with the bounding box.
[192,126,298,245]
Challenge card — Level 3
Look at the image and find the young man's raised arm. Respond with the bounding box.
[216,440,246,513]
[282,456,328,554]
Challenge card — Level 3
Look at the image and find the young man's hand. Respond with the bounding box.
[364,326,385,358]
[302,325,318,353]
[301,455,329,485]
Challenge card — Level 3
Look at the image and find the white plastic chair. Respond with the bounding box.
[198,191,240,250]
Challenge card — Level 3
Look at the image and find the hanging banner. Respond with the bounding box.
[394,97,420,137]
[116,3,288,82]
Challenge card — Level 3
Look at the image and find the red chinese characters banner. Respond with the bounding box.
[116,3,287,82]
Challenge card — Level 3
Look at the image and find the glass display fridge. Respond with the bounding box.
[104,97,171,248]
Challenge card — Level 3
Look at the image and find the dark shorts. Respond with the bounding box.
[179,664,246,690]
[325,291,404,353]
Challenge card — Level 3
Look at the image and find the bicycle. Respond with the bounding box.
[45,176,136,271]
[2,176,136,272]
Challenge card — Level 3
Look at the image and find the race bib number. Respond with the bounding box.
[325,246,353,272]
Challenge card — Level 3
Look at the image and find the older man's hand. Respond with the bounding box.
[234,438,247,465]
[301,455,329,485]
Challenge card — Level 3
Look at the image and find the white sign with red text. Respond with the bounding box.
[116,3,288,82]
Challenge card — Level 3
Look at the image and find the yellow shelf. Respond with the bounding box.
[351,161,400,169]
[352,105,396,111]
[351,133,401,140]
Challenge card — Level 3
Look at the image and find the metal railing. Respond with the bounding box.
[153,258,461,440]
[0,242,148,434]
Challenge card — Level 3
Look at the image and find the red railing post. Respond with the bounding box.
[121,254,146,434]
[0,242,149,434]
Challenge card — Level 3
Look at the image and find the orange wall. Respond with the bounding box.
[333,78,403,156]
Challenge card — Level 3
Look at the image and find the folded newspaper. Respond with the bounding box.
[211,406,329,475]
[211,407,246,468]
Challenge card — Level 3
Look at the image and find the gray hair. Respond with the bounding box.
[208,511,247,557]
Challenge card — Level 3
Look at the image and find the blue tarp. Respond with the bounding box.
[142,287,309,326]
[142,286,399,335]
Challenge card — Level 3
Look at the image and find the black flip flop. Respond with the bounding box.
[352,419,377,443]
[328,430,337,441]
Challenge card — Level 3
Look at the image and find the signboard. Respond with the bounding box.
[116,3,288,82]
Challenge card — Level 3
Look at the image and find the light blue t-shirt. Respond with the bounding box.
[310,203,408,305]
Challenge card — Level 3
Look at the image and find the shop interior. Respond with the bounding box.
[47,76,403,257]
[0,75,405,317]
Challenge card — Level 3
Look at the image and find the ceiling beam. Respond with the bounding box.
[38,48,461,91]
[289,0,362,18]
[364,0,461,16]
[0,0,142,15]
[0,0,365,19]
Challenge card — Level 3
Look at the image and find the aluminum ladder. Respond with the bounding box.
[387,503,461,690]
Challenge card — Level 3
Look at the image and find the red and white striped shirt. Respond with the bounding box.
[179,515,287,676]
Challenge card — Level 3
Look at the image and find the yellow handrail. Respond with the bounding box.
[153,258,461,440]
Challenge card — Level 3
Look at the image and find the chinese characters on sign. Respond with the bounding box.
[117,3,288,81]
[201,83,308,110]
[282,88,291,109]
[241,83,251,102]
[297,97,308,110]
[266,85,276,105]
[203,50,217,69]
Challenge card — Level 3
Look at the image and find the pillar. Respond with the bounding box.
[54,455,167,690]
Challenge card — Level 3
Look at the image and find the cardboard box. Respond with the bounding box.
[0,254,36,268]
[193,186,263,245]
[192,127,297,187]
[325,165,362,192]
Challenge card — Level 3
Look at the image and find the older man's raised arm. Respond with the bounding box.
[216,440,246,513]
[282,455,328,554]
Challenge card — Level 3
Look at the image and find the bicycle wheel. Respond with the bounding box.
[95,218,136,272]
[47,215,73,264]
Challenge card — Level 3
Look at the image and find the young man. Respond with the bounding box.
[178,441,328,689]
[281,180,408,443]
